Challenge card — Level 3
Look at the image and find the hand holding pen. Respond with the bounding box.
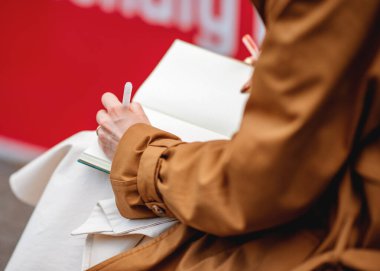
[241,34,260,93]
[96,82,150,159]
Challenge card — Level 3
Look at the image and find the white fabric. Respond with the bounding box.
[6,131,176,271]
[72,198,177,236]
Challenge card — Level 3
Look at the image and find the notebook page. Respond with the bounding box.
[134,40,253,138]
[144,107,228,142]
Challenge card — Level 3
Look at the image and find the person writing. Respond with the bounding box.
[94,0,380,270]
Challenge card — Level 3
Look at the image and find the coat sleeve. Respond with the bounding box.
[110,0,380,236]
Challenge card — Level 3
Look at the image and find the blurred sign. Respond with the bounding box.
[0,0,264,150]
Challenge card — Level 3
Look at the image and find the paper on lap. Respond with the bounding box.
[71,198,177,237]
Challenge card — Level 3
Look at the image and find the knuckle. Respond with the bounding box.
[97,127,106,136]
[98,119,107,126]
[108,106,118,115]
[98,132,107,141]
[109,105,124,116]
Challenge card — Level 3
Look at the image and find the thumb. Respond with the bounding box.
[129,102,151,125]
[244,56,257,66]
[130,102,144,113]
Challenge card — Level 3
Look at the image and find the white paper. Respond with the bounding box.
[71,198,177,236]
[144,107,228,142]
[134,39,253,137]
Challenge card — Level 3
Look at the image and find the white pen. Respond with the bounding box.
[123,82,133,107]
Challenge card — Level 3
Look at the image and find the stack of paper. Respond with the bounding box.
[71,198,177,237]
[72,198,178,269]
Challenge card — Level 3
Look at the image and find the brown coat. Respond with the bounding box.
[89,0,380,270]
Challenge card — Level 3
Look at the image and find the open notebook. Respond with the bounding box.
[78,40,253,173]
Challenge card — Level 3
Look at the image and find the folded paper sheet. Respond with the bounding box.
[72,198,178,269]
[72,198,177,236]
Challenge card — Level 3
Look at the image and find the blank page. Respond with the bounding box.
[134,40,253,138]
[144,107,228,142]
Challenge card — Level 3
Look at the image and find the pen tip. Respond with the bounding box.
[125,82,133,89]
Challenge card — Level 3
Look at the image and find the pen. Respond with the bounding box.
[242,34,259,59]
[240,35,259,93]
[123,82,133,107]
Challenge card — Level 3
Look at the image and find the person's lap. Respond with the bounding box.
[6,132,115,271]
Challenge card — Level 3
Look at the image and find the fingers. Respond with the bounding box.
[96,109,111,126]
[130,102,151,124]
[101,92,122,111]
[96,109,117,133]
[97,131,118,160]
[96,108,125,140]
[244,56,257,66]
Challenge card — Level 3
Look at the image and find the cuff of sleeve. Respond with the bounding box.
[137,138,182,217]
[110,123,182,218]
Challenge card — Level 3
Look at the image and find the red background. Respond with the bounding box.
[0,0,262,148]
